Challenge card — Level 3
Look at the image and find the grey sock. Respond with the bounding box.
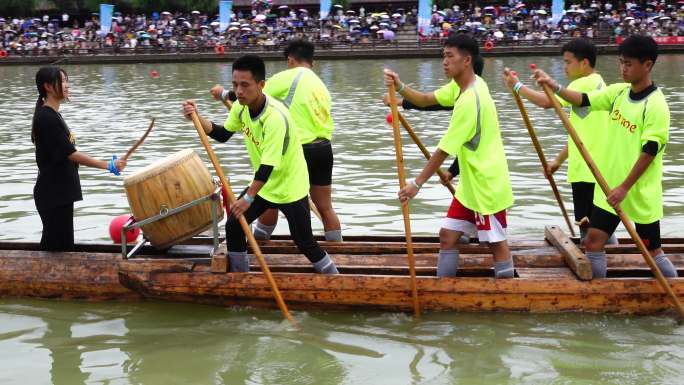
[655,253,678,278]
[494,258,515,279]
[313,253,339,274]
[586,251,607,278]
[253,220,276,241]
[437,249,459,278]
[324,229,343,242]
[606,233,619,245]
[228,251,249,272]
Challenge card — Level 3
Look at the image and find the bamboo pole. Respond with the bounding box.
[397,112,455,196]
[387,84,421,319]
[510,88,575,236]
[541,83,684,321]
[189,111,296,325]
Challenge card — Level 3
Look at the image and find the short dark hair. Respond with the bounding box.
[284,39,314,64]
[444,34,479,62]
[618,35,658,64]
[561,38,597,68]
[232,54,266,82]
[473,55,484,76]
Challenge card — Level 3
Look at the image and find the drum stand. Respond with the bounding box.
[121,186,223,259]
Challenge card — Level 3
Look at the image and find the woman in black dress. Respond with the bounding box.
[32,67,126,251]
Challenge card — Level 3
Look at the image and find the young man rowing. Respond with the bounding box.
[384,34,515,279]
[534,35,677,279]
[183,55,338,274]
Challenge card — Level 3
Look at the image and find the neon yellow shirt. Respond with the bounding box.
[434,76,514,214]
[587,83,669,223]
[223,96,310,204]
[263,67,334,145]
[557,73,608,183]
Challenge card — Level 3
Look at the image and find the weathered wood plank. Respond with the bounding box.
[545,225,593,280]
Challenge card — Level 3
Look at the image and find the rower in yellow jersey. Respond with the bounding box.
[212,40,342,242]
[183,55,338,274]
[535,35,677,279]
[385,34,515,279]
[502,38,616,245]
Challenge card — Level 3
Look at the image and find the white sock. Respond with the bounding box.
[494,258,515,279]
[324,229,343,242]
[586,251,607,278]
[437,249,459,277]
[655,252,678,278]
[253,220,276,241]
[228,251,249,272]
[313,253,339,274]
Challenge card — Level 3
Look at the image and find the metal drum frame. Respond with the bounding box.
[121,186,222,259]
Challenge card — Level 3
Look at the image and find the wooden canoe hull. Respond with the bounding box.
[2,232,684,315]
[117,256,684,315]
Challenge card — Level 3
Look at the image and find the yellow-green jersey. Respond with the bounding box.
[263,67,334,145]
[223,95,310,204]
[587,83,669,223]
[557,73,608,184]
[434,76,514,215]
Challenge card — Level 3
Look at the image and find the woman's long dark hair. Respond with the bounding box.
[31,67,68,143]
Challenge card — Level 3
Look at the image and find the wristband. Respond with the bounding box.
[397,82,405,93]
[408,179,422,190]
[554,83,563,94]
[513,81,523,94]
[243,193,255,204]
[108,155,120,176]
[220,89,229,101]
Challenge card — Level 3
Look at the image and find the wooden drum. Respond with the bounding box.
[123,149,223,248]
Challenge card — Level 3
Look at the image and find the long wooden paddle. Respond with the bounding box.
[388,83,421,319]
[508,79,575,236]
[217,95,322,223]
[123,118,155,160]
[189,111,296,325]
[540,83,684,321]
[396,112,456,196]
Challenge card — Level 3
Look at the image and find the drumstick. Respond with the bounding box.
[123,118,155,160]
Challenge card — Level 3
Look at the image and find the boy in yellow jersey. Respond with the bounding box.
[211,40,342,242]
[535,35,677,279]
[385,34,515,279]
[182,55,338,274]
[502,38,616,244]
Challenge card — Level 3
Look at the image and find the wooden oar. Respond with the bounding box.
[396,112,455,196]
[388,83,421,319]
[509,84,575,237]
[123,118,155,160]
[541,83,684,321]
[216,94,322,223]
[189,111,296,325]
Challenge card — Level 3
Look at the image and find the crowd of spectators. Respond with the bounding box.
[1,1,684,56]
[422,0,684,43]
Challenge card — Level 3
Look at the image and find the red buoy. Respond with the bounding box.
[529,63,537,70]
[386,112,393,124]
[150,70,160,78]
[109,214,141,244]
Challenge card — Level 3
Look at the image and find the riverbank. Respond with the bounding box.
[3,43,684,65]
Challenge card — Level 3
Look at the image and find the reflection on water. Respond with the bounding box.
[2,56,684,241]
[1,299,683,385]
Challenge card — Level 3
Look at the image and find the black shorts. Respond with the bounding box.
[571,182,595,223]
[302,139,333,186]
[590,206,662,250]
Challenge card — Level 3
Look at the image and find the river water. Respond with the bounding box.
[1,56,684,383]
